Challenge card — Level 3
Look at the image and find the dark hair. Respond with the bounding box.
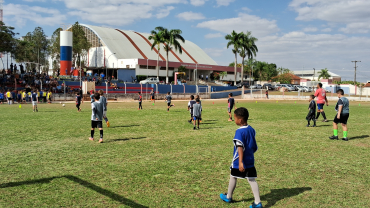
[138,92,141,95]
[310,94,315,99]
[167,92,170,95]
[318,83,322,88]
[234,107,249,121]
[336,89,344,95]
[196,98,200,102]
[94,93,100,100]
[229,93,233,97]
[191,95,194,99]
[99,90,104,95]
[77,92,80,96]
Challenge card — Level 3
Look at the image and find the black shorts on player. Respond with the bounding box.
[230,166,257,179]
[333,113,349,124]
[91,121,103,128]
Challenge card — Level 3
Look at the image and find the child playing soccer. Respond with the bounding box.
[0,91,4,104]
[188,95,196,123]
[220,107,262,208]
[22,90,27,104]
[6,89,12,105]
[47,90,52,104]
[192,98,202,130]
[329,89,350,141]
[306,95,316,127]
[165,92,175,111]
[90,90,95,103]
[265,90,269,99]
[76,92,82,112]
[228,93,236,121]
[138,92,143,110]
[150,89,155,103]
[89,92,104,143]
[195,95,202,122]
[99,90,110,127]
[31,89,39,112]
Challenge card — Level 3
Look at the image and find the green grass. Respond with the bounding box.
[0,100,369,207]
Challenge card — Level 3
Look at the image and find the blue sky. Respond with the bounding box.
[3,0,370,82]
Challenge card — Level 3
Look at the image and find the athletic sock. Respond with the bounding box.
[227,176,237,199]
[313,119,316,126]
[91,130,94,138]
[343,131,348,138]
[100,130,103,139]
[248,178,261,204]
[104,117,108,122]
[321,111,327,119]
[316,112,321,119]
[307,121,310,125]
[333,129,338,136]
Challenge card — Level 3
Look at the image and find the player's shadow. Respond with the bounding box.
[201,127,222,129]
[314,125,331,127]
[0,175,148,207]
[110,125,140,128]
[200,122,216,125]
[108,137,146,143]
[350,135,369,140]
[234,187,312,208]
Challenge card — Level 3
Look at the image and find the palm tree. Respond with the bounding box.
[225,30,241,85]
[238,31,258,85]
[148,30,164,80]
[154,27,185,84]
[318,68,330,80]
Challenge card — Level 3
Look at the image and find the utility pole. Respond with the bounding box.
[313,68,315,81]
[351,60,361,95]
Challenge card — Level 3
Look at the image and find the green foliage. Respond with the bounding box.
[0,21,18,54]
[219,71,227,79]
[333,80,362,86]
[72,22,91,67]
[48,28,63,62]
[271,72,293,84]
[318,68,330,80]
[22,27,49,72]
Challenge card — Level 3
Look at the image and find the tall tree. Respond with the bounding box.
[238,31,258,84]
[23,27,49,73]
[225,30,241,85]
[318,68,330,80]
[153,26,185,84]
[148,30,164,80]
[71,22,90,68]
[245,58,256,85]
[0,21,18,54]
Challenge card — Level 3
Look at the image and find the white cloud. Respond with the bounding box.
[241,7,252,12]
[303,27,317,32]
[290,0,370,34]
[204,33,223,39]
[321,28,332,32]
[156,6,175,19]
[3,3,66,28]
[196,13,279,37]
[177,11,206,21]
[215,0,235,7]
[190,0,208,6]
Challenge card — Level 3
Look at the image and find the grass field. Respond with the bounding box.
[0,99,369,207]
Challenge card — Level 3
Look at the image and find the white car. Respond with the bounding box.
[140,77,159,84]
[280,84,295,91]
[250,84,262,89]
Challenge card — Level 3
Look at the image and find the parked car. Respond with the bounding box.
[280,84,295,91]
[236,82,250,88]
[140,77,159,84]
[274,84,282,90]
[250,84,262,89]
[262,83,275,90]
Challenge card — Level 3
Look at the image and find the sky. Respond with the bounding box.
[2,0,370,82]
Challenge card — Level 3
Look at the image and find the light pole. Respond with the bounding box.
[106,53,116,95]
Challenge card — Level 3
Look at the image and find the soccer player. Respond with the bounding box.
[150,89,155,103]
[192,98,202,130]
[329,89,350,141]
[220,107,262,208]
[47,90,52,104]
[265,90,269,99]
[314,83,329,122]
[89,92,104,143]
[22,90,27,104]
[42,90,47,103]
[306,95,316,127]
[99,90,110,127]
[6,89,12,105]
[0,91,4,104]
[138,92,143,110]
[90,90,95,103]
[165,92,175,111]
[76,92,82,112]
[195,95,202,122]
[228,93,236,121]
[31,89,39,112]
[187,95,196,123]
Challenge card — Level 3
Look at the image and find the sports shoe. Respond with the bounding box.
[220,193,232,203]
[188,120,192,124]
[250,202,263,208]
[36,109,38,112]
[322,119,328,122]
[342,137,348,141]
[89,137,94,141]
[329,135,338,140]
[306,124,310,127]
[107,121,110,128]
[193,127,196,130]
[99,139,103,143]
[312,125,316,127]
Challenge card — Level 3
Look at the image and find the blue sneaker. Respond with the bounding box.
[250,202,263,208]
[220,193,232,203]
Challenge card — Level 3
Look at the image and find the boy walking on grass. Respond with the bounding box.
[138,92,143,110]
[188,95,196,123]
[89,93,104,143]
[151,89,155,103]
[6,89,12,105]
[329,89,350,141]
[306,95,316,127]
[165,92,175,111]
[192,98,202,130]
[31,89,38,112]
[220,107,262,208]
[228,93,236,121]
[195,95,202,122]
[99,90,110,127]
[76,92,82,112]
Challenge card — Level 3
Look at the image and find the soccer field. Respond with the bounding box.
[0,100,369,207]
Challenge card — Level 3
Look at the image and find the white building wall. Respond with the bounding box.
[88,46,118,68]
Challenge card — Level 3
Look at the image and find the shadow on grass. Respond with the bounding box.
[314,125,331,127]
[110,125,140,129]
[201,127,223,130]
[235,187,312,208]
[0,175,148,207]
[200,122,216,125]
[350,135,369,140]
[107,137,147,143]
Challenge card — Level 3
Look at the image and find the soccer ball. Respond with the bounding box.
[62,104,65,107]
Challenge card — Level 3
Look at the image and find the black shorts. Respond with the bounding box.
[230,166,257,179]
[91,120,103,128]
[76,104,80,108]
[306,112,315,121]
[167,102,171,106]
[151,96,155,99]
[7,98,12,100]
[333,113,349,124]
